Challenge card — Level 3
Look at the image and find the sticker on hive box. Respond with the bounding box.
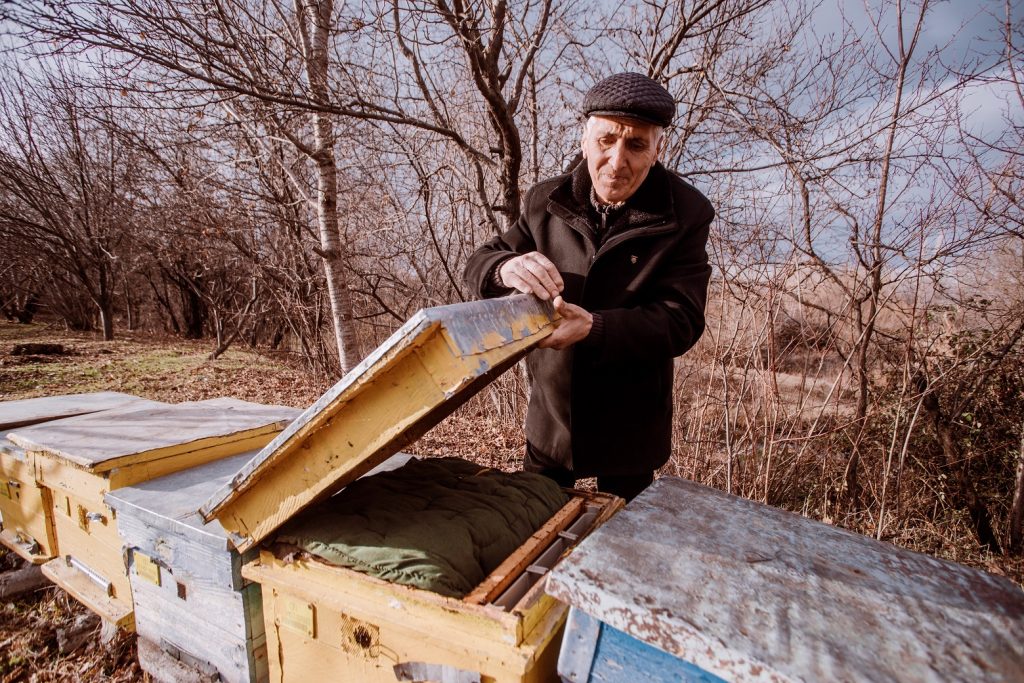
[134,551,161,586]
[0,481,10,499]
[278,592,315,637]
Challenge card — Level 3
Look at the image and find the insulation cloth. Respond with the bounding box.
[274,457,569,597]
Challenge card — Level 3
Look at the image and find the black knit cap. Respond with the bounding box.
[582,72,675,127]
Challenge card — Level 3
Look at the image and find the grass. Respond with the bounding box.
[0,322,329,408]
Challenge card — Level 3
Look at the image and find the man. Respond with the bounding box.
[464,72,713,501]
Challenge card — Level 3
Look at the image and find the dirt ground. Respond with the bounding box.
[0,320,527,681]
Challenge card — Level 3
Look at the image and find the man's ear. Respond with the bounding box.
[655,129,668,159]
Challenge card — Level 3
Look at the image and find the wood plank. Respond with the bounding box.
[243,551,520,645]
[559,607,726,683]
[131,578,254,682]
[9,399,297,471]
[0,563,50,600]
[0,446,58,561]
[42,557,135,629]
[545,476,1024,683]
[136,637,221,683]
[0,392,149,431]
[465,496,584,605]
[258,576,541,683]
[202,295,555,551]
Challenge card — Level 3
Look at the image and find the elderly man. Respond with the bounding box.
[464,72,713,501]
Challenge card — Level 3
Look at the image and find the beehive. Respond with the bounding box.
[8,397,298,629]
[546,477,1024,683]
[0,392,152,563]
[201,295,623,682]
[106,448,414,683]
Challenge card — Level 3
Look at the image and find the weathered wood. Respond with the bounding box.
[0,438,57,562]
[42,556,135,629]
[202,295,556,552]
[14,399,299,632]
[558,608,726,683]
[239,487,619,683]
[107,450,416,683]
[0,391,148,431]
[0,562,49,599]
[57,612,100,654]
[137,637,221,683]
[465,497,584,605]
[545,476,1024,683]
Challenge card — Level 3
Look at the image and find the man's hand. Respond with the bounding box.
[499,252,563,300]
[539,296,593,349]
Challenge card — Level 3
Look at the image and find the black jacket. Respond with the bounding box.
[464,161,713,477]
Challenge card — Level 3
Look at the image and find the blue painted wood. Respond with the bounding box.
[559,607,728,683]
[547,477,1024,682]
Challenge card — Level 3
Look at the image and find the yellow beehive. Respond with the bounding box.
[201,295,623,683]
[0,392,153,563]
[8,397,299,629]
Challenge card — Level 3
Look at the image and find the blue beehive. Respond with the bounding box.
[546,476,1024,683]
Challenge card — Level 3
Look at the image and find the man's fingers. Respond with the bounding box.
[538,296,593,349]
[501,252,562,299]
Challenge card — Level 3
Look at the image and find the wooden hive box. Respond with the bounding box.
[106,447,414,683]
[7,397,299,630]
[546,477,1024,683]
[200,295,623,683]
[0,392,153,563]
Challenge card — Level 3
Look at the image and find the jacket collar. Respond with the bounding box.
[550,160,675,232]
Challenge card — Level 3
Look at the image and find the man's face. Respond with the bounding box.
[581,115,663,205]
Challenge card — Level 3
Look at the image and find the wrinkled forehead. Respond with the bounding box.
[585,115,662,141]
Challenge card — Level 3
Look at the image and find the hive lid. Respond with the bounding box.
[106,451,417,552]
[544,477,1024,683]
[0,392,149,431]
[7,398,299,472]
[200,295,555,552]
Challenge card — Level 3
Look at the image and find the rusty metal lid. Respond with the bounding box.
[199,295,555,552]
[545,477,1024,683]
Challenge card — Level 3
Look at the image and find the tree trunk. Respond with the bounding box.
[298,0,361,374]
[1009,432,1024,554]
[99,300,115,341]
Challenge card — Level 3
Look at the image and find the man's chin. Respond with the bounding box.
[595,183,633,204]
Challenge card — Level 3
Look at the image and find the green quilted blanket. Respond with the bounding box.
[274,457,569,598]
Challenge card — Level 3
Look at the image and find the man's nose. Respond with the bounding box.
[608,142,628,170]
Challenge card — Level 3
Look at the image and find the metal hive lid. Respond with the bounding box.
[199,295,555,551]
[545,477,1024,683]
[0,391,150,431]
[7,398,298,471]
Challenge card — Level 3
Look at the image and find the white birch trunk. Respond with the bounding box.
[297,0,362,373]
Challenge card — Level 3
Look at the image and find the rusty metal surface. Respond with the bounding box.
[545,477,1024,683]
[199,294,554,524]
